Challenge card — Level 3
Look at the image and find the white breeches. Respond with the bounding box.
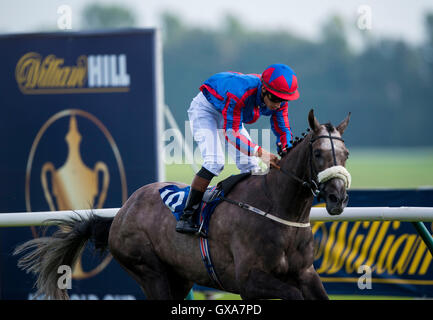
[188,92,260,176]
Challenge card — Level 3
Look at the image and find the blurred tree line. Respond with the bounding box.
[80,4,433,147]
[162,13,433,148]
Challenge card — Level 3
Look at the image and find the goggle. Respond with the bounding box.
[266,91,288,104]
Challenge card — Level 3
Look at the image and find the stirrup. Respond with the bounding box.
[175,213,199,234]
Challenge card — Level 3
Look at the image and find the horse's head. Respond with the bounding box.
[308,109,351,215]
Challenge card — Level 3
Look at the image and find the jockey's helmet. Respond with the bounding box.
[261,64,299,101]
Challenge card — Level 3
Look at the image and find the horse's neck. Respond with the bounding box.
[266,137,314,223]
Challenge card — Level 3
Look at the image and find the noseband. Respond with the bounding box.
[280,131,350,198]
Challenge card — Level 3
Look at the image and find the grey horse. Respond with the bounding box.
[14,109,351,300]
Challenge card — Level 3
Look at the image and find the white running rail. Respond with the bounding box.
[0,207,433,227]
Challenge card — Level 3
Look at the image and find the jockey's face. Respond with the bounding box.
[261,87,286,111]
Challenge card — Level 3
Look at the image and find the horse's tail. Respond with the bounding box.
[13,213,114,300]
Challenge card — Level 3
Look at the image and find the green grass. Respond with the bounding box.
[165,148,433,300]
[346,148,433,189]
[190,291,413,300]
[164,162,239,185]
[192,291,242,300]
[328,295,412,300]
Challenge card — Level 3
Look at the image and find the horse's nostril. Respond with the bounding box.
[328,194,338,203]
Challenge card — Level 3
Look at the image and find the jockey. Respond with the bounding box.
[176,63,300,235]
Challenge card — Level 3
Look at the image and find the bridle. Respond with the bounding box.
[279,131,345,198]
[217,130,350,229]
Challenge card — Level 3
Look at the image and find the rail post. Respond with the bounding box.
[412,221,433,256]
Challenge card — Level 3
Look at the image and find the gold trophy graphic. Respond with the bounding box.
[26,109,127,279]
[40,115,110,279]
[41,115,109,211]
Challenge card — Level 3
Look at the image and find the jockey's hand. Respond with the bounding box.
[257,147,281,170]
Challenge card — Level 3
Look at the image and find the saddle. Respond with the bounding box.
[159,171,252,227]
[202,171,251,203]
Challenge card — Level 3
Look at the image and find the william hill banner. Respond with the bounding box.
[0,30,163,299]
[313,189,433,297]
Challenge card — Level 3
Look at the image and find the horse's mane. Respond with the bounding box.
[282,121,335,158]
[282,129,311,157]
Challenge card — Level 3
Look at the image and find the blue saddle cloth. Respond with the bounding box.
[159,184,227,289]
[159,185,223,235]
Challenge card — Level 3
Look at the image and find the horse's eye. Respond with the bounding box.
[314,150,321,158]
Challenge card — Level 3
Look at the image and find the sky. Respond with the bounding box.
[1,0,433,45]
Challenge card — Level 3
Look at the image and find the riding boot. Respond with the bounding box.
[175,188,204,234]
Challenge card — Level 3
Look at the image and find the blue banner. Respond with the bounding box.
[0,30,162,299]
[313,189,433,297]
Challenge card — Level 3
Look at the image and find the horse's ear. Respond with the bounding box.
[337,112,351,135]
[308,109,321,133]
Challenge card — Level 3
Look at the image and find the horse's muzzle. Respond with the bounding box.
[321,178,349,215]
[326,192,349,215]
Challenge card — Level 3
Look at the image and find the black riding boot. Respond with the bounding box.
[175,188,204,234]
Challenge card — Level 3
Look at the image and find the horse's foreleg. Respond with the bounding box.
[299,265,329,300]
[239,269,304,300]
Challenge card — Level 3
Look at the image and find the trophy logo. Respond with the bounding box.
[25,109,127,279]
[41,115,109,211]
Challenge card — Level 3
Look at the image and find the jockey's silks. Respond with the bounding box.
[200,72,293,155]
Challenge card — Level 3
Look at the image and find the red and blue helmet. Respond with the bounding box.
[261,64,299,101]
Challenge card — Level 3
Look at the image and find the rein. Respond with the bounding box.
[219,194,311,228]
